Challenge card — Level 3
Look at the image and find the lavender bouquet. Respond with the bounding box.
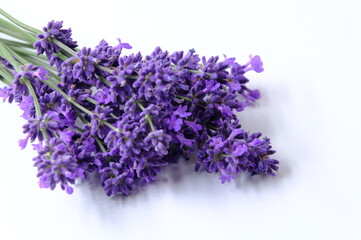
[0,9,279,196]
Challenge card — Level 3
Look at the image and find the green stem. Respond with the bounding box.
[0,26,26,42]
[0,18,37,42]
[0,41,21,69]
[8,44,48,61]
[10,52,60,84]
[136,101,145,111]
[97,75,111,86]
[95,136,107,153]
[47,81,93,115]
[0,65,13,85]
[206,124,217,131]
[110,113,118,119]
[86,97,97,105]
[24,77,48,140]
[0,8,41,34]
[0,42,29,66]
[23,78,41,116]
[39,78,124,133]
[52,38,76,56]
[21,56,59,80]
[97,65,138,80]
[53,52,68,61]
[74,108,107,153]
[97,65,113,74]
[1,42,112,114]
[135,101,155,132]
[171,65,212,77]
[0,38,34,48]
[0,77,11,86]
[177,95,192,102]
[146,115,155,132]
[101,120,120,132]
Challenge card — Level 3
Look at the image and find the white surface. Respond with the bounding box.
[1,0,361,239]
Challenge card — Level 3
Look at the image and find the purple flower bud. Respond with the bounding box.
[18,134,30,150]
[233,144,248,157]
[244,55,264,73]
[176,133,194,147]
[174,105,192,118]
[219,168,235,184]
[168,115,183,132]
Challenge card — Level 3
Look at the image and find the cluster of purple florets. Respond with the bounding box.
[0,20,278,196]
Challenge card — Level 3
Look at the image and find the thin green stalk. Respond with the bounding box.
[171,65,212,77]
[23,78,41,116]
[0,42,29,66]
[0,8,41,34]
[97,64,138,83]
[0,38,34,48]
[101,120,121,132]
[24,77,47,140]
[95,135,107,153]
[136,101,145,111]
[74,108,107,153]
[0,26,31,43]
[97,64,138,81]
[2,42,112,113]
[125,74,138,80]
[135,101,155,132]
[0,77,11,86]
[188,69,212,77]
[0,41,21,69]
[146,115,155,132]
[206,124,217,131]
[2,41,50,141]
[10,50,59,81]
[110,113,118,119]
[38,79,121,135]
[0,18,37,42]
[53,52,68,61]
[177,95,192,102]
[45,80,94,115]
[97,65,113,74]
[0,42,43,124]
[22,56,60,85]
[52,39,76,56]
[22,56,57,75]
[0,28,123,134]
[8,45,48,61]
[86,97,97,105]
[0,65,13,85]
[97,75,111,86]
[0,44,59,87]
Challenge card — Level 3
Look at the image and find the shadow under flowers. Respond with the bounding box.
[79,152,290,205]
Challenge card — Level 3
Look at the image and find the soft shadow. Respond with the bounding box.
[234,153,291,192]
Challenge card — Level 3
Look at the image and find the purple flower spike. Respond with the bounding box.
[34,20,77,69]
[33,138,85,194]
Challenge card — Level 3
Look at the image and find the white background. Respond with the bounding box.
[1,0,361,239]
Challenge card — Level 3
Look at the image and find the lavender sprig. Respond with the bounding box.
[0,9,279,196]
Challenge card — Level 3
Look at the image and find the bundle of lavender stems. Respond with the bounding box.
[0,9,279,196]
